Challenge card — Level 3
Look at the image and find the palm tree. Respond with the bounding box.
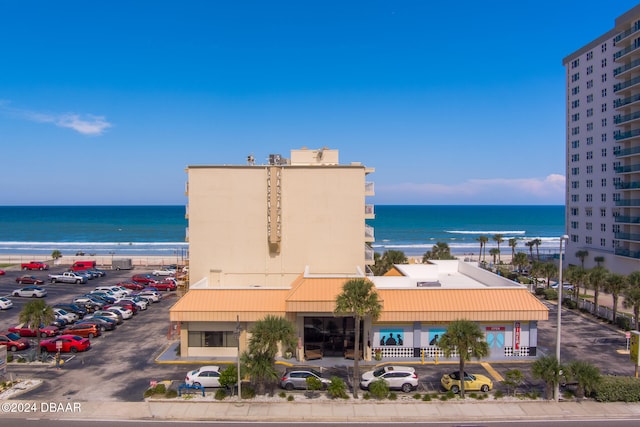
[512,252,529,274]
[19,299,55,360]
[624,271,640,330]
[575,250,589,268]
[566,360,601,398]
[594,256,605,267]
[244,315,296,395]
[508,238,518,263]
[532,239,542,261]
[526,240,536,262]
[531,355,562,400]
[334,278,382,398]
[373,250,408,275]
[604,273,628,324]
[423,242,455,261]
[438,319,489,398]
[565,265,587,302]
[492,234,504,264]
[489,248,500,265]
[587,266,608,317]
[477,235,488,262]
[541,262,557,289]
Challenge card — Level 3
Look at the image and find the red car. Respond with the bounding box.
[117,281,145,291]
[151,280,177,291]
[8,323,59,338]
[132,274,157,285]
[15,275,45,285]
[0,269,5,275]
[40,335,90,353]
[21,261,49,271]
[0,332,30,351]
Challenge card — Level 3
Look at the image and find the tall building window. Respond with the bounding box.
[587,136,593,145]
[571,208,579,216]
[587,165,593,174]
[586,207,593,216]
[602,148,607,157]
[572,86,580,95]
[571,58,580,68]
[614,193,621,201]
[586,236,592,244]
[572,113,580,122]
[602,163,607,172]
[602,43,607,53]
[571,153,580,162]
[602,118,607,126]
[601,103,607,112]
[586,194,592,202]
[601,178,606,187]
[572,194,580,202]
[587,94,594,103]
[571,235,578,242]
[601,208,607,217]
[601,193,606,202]
[586,222,592,230]
[573,126,581,135]
[587,65,593,75]
[601,74,607,83]
[587,51,593,60]
[572,167,580,175]
[572,100,580,108]
[602,88,607,97]
[571,221,579,229]
[572,73,580,82]
[586,79,593,88]
[601,57,607,67]
[601,133,607,142]
[571,181,579,189]
[587,108,593,117]
[587,179,593,188]
[572,140,580,148]
[600,238,606,247]
[586,151,593,159]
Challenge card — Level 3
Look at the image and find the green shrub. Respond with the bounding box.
[388,392,397,400]
[278,391,286,398]
[594,375,640,402]
[469,392,478,399]
[363,392,371,400]
[439,394,449,401]
[616,316,632,331]
[219,365,238,391]
[287,394,294,401]
[214,389,227,400]
[563,299,577,309]
[165,390,178,399]
[422,394,432,401]
[544,289,558,300]
[413,393,421,399]
[327,376,348,399]
[241,385,255,399]
[368,379,390,399]
[446,390,456,399]
[493,390,504,399]
[534,287,546,296]
[525,391,540,400]
[306,376,323,391]
[154,383,166,394]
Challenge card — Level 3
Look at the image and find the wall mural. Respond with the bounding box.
[429,328,447,346]
[379,329,404,346]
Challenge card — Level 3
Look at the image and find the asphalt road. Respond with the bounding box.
[1,265,637,402]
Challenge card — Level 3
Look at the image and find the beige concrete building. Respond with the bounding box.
[170,148,547,360]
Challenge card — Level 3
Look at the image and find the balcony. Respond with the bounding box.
[614,23,640,45]
[614,43,640,61]
[614,129,640,142]
[365,181,375,196]
[615,146,640,157]
[615,247,640,259]
[615,164,640,174]
[185,204,189,219]
[614,58,640,77]
[616,199,640,206]
[364,244,374,264]
[615,181,640,190]
[614,215,640,223]
[365,204,375,219]
[185,227,189,242]
[615,232,640,241]
[615,110,640,125]
[365,224,375,242]
[615,93,640,109]
[614,75,640,94]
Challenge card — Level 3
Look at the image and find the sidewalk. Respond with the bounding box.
[2,398,640,422]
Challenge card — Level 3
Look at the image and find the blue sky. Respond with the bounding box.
[1,1,638,206]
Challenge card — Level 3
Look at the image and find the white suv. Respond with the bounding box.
[360,366,419,392]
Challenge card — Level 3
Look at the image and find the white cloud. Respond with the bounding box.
[0,101,112,136]
[375,174,566,204]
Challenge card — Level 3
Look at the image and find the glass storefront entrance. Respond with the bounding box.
[303,316,360,357]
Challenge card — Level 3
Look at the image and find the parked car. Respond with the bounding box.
[112,300,140,313]
[0,332,30,351]
[8,323,59,338]
[88,291,117,304]
[0,269,4,275]
[86,268,106,277]
[280,369,331,390]
[440,371,493,393]
[76,317,117,332]
[12,286,47,298]
[117,281,145,291]
[40,334,91,353]
[185,366,222,388]
[15,275,44,285]
[62,323,102,339]
[72,297,104,311]
[151,281,177,291]
[93,286,128,298]
[117,297,148,311]
[0,297,13,310]
[135,290,161,303]
[360,366,419,392]
[21,261,49,270]
[152,268,176,276]
[54,308,79,323]
[107,306,133,320]
[87,310,123,324]
[53,303,88,319]
[132,274,157,285]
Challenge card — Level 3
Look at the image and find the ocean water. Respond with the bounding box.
[368,205,565,256]
[0,205,565,257]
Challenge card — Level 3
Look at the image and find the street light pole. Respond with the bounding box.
[555,234,569,402]
[235,315,242,400]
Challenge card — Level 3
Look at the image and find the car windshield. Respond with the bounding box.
[7,333,21,340]
[372,368,386,377]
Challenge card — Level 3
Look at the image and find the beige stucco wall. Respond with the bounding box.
[187,163,368,288]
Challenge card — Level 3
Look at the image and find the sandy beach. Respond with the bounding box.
[0,254,185,269]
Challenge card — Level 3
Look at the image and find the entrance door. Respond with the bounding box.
[303,316,358,357]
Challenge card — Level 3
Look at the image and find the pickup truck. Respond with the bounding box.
[21,261,49,271]
[48,271,88,284]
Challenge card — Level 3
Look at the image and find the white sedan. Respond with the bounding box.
[152,268,176,276]
[185,366,222,388]
[12,286,47,298]
[0,297,13,310]
[107,306,133,320]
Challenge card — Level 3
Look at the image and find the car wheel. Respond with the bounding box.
[41,332,48,338]
[22,267,28,271]
[13,293,19,297]
[18,280,23,284]
[88,333,95,339]
[39,267,44,270]
[284,383,294,391]
[9,346,17,352]
[70,347,78,353]
[401,383,413,393]
[451,385,460,393]
[40,348,48,354]
[193,382,202,387]
[481,384,489,392]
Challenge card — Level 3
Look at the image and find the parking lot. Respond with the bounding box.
[1,263,637,401]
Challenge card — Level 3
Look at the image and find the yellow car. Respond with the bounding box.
[440,371,493,393]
